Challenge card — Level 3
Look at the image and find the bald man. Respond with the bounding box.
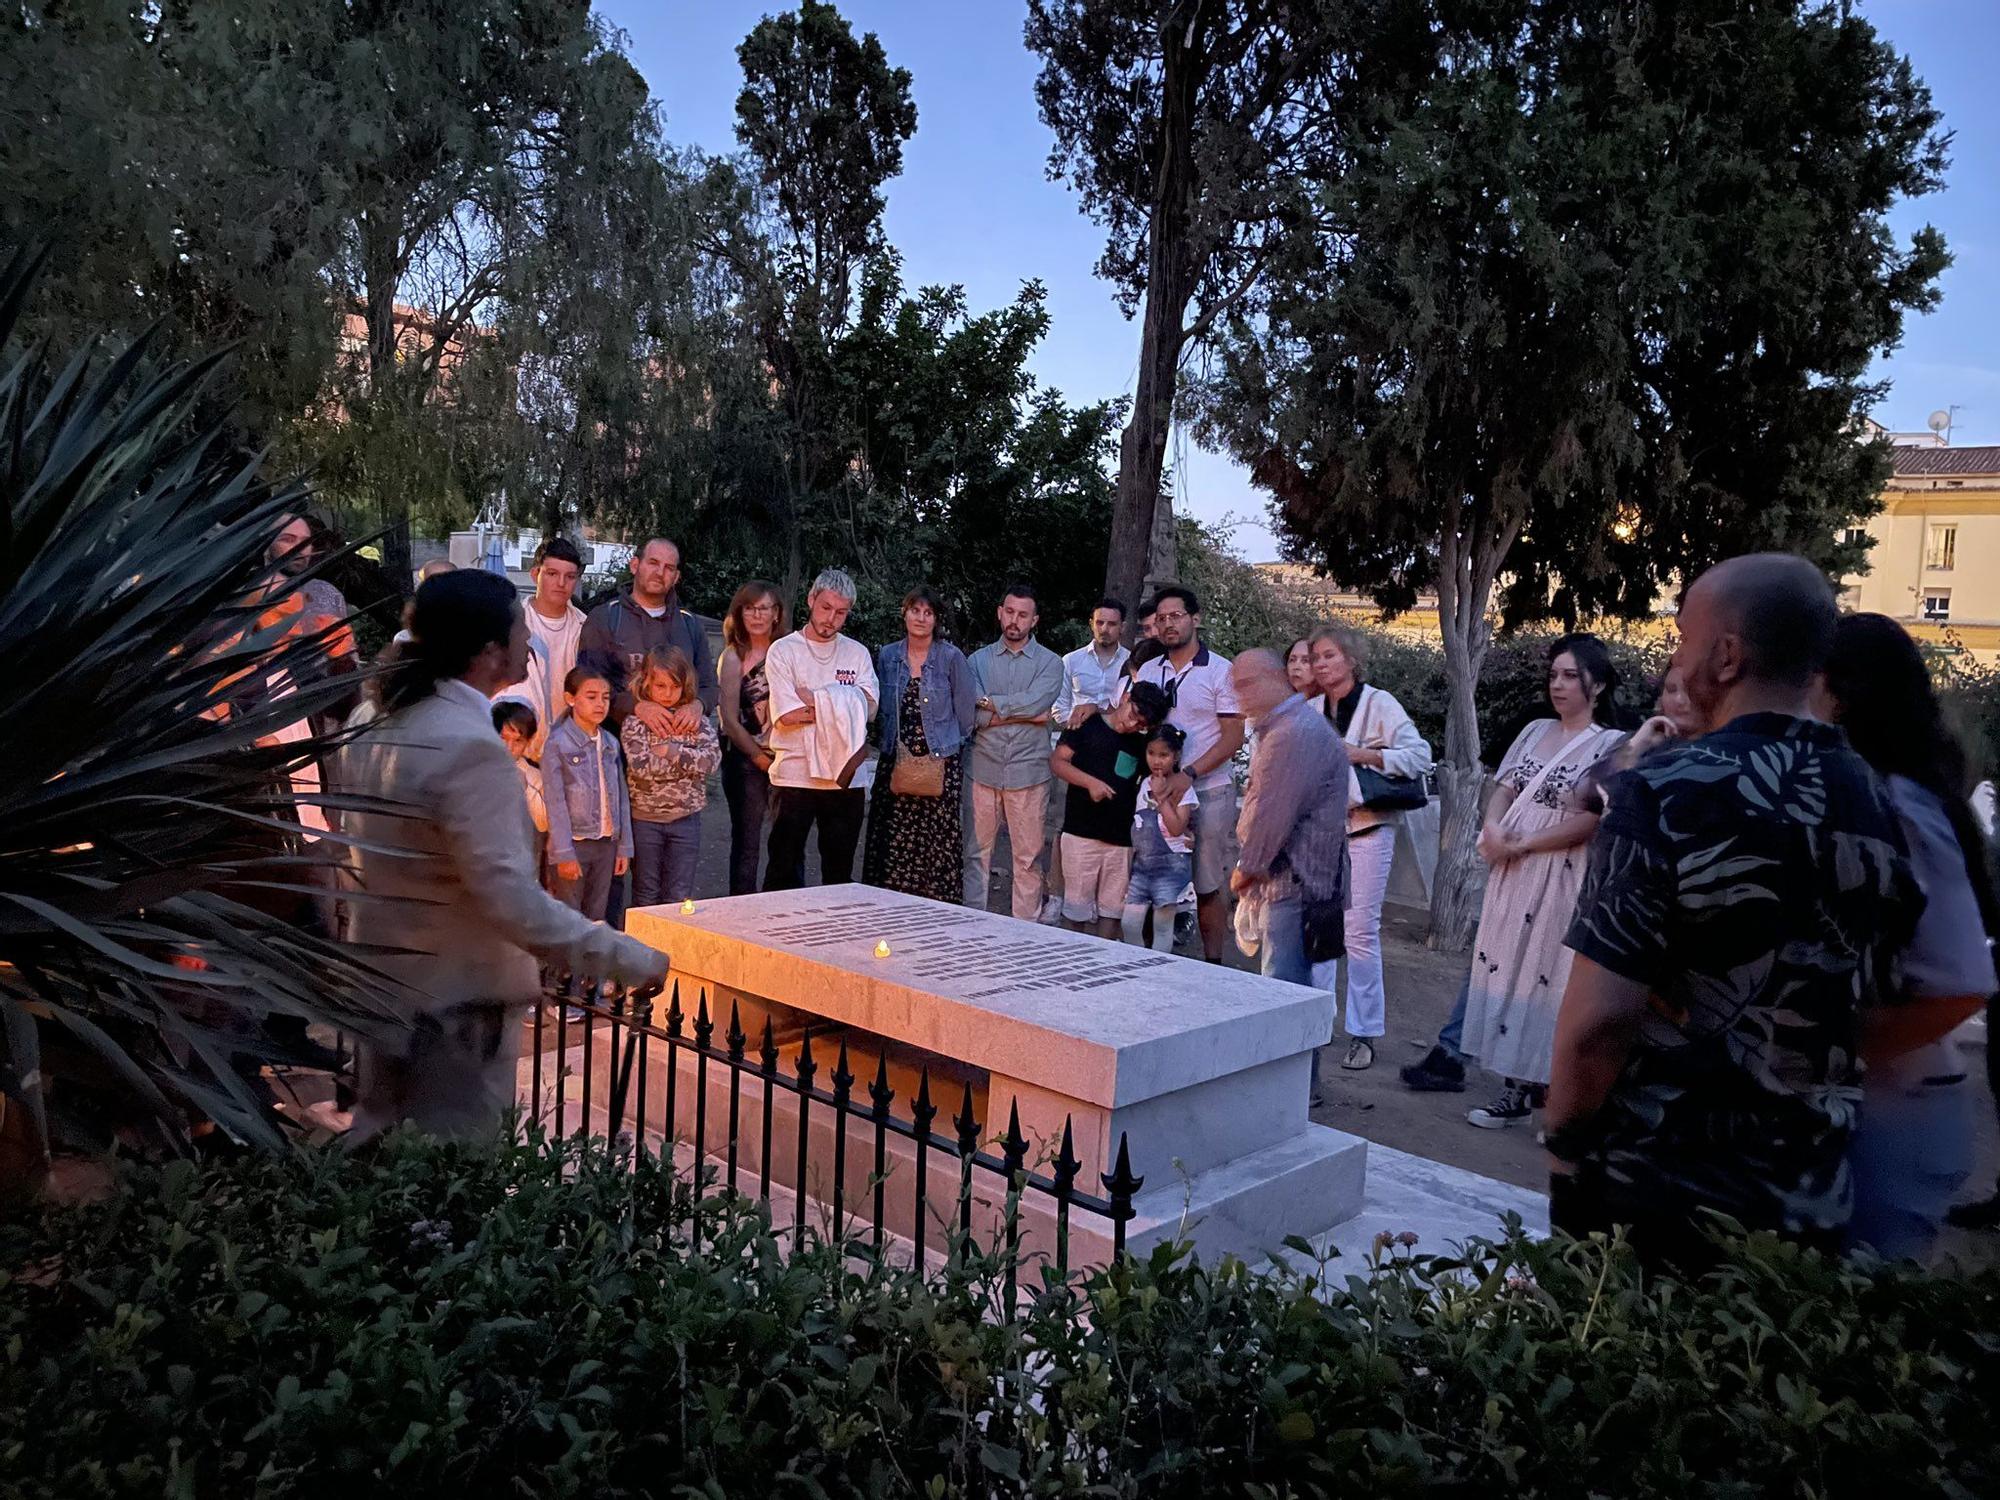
[1230,647,1350,1101]
[1545,553,1922,1269]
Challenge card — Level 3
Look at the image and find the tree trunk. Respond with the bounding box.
[1104,27,1202,632]
[1107,330,1181,620]
[1426,519,1498,952]
[1428,633,1488,952]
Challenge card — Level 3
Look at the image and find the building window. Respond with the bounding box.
[1840,527,1868,548]
[1922,588,1951,621]
[1925,524,1957,570]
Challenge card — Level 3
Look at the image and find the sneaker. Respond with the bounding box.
[1341,1038,1375,1071]
[1467,1085,1534,1129]
[1400,1045,1467,1093]
[1038,895,1064,926]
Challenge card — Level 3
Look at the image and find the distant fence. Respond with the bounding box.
[526,979,1144,1305]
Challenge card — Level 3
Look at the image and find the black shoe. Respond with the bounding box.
[1400,1045,1467,1093]
[1947,1185,2000,1231]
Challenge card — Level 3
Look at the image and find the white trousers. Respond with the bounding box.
[1309,824,1394,1039]
[966,780,1049,921]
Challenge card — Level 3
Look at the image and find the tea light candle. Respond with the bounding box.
[874,939,892,959]
[679,899,696,914]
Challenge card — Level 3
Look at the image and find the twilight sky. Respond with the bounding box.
[604,0,2000,564]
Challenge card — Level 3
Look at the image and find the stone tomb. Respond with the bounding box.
[618,884,1367,1267]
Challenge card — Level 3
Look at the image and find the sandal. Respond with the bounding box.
[1341,1038,1375,1071]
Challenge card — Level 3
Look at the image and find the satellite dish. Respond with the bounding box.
[1928,409,1952,434]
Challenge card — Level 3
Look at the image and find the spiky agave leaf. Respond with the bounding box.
[0,249,416,1165]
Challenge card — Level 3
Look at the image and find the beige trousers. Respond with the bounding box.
[967,780,1049,920]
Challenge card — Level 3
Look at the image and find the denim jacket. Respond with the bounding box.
[875,638,977,759]
[543,716,634,864]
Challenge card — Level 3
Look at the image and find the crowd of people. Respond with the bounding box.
[261,520,1997,1271]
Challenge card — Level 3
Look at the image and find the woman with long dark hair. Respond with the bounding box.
[717,580,787,895]
[1816,613,1999,1258]
[1460,633,1629,1129]
[339,570,667,1143]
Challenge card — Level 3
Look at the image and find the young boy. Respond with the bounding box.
[542,667,632,925]
[1048,682,1171,939]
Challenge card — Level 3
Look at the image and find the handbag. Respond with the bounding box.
[1355,765,1428,812]
[889,748,947,797]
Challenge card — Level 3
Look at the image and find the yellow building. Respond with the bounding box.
[1845,445,2000,664]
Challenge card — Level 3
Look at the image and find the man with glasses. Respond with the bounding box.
[1129,585,1244,962]
[578,536,719,734]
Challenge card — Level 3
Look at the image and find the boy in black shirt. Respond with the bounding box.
[1050,682,1172,936]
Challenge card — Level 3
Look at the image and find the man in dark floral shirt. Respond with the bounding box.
[1547,555,1922,1267]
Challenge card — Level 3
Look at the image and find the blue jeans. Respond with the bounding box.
[1260,896,1324,1096]
[1437,969,1472,1061]
[552,837,619,922]
[632,814,702,907]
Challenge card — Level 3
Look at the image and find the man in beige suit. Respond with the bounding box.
[339,570,668,1143]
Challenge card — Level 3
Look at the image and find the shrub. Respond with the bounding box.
[4,1133,1996,1497]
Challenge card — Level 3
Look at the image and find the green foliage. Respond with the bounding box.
[1193,0,1948,728]
[1025,2,1357,611]
[5,1131,1998,1497]
[0,257,407,1166]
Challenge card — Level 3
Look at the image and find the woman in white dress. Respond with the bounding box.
[1462,634,1628,1129]
[1305,625,1434,1070]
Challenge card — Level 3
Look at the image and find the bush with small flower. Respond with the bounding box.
[3,1130,1995,1497]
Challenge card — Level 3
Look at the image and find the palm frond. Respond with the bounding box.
[0,247,417,1168]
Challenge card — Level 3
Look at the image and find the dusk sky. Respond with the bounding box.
[604,0,2000,564]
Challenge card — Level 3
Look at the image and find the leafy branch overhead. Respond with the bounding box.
[1187,0,1949,947]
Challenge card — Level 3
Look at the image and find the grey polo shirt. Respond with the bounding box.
[967,637,1064,789]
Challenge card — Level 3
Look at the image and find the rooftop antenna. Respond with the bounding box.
[1927,407,1958,446]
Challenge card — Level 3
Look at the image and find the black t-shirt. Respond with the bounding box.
[1059,716,1147,845]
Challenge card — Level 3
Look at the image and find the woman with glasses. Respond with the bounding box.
[718,581,787,895]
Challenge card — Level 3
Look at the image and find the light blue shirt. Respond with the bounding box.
[967,637,1063,789]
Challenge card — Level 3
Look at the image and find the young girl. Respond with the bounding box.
[1121,725,1199,952]
[621,646,721,906]
[543,666,631,924]
[491,699,548,851]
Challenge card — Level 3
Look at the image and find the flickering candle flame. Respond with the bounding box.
[874,939,892,959]
[679,899,696,914]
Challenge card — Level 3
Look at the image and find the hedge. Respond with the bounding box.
[4,1132,1996,1497]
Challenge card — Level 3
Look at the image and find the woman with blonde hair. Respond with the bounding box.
[717,580,787,894]
[1306,623,1434,1071]
[622,646,722,906]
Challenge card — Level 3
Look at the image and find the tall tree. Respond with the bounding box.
[1194,0,1947,947]
[1025,0,1346,629]
[0,0,347,436]
[312,0,666,579]
[702,0,918,600]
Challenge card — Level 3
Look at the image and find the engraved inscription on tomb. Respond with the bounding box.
[760,899,1174,999]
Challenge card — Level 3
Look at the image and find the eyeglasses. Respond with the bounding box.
[1153,610,1191,625]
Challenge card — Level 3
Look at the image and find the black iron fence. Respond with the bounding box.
[526,978,1143,1299]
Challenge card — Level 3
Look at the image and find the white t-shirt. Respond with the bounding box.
[1131,644,1241,791]
[1135,777,1199,854]
[764,631,880,790]
[523,602,585,752]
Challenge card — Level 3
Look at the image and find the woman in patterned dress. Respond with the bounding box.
[864,587,977,902]
[1463,635,1629,1129]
